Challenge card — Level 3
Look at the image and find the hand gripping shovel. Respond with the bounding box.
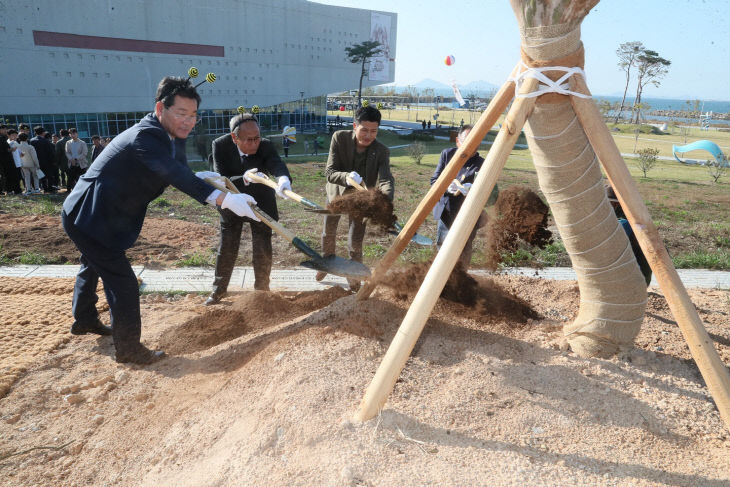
[205,176,371,280]
[345,176,433,247]
[232,171,334,214]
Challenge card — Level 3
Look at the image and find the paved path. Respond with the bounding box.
[2,265,728,292]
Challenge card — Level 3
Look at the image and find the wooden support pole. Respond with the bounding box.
[356,73,518,301]
[354,78,539,422]
[569,75,730,432]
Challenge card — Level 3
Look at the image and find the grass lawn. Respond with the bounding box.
[2,120,728,270]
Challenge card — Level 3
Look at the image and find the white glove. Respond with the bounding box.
[242,168,260,186]
[347,171,363,186]
[276,176,292,200]
[220,193,260,221]
[447,179,460,195]
[195,171,220,180]
[459,183,472,196]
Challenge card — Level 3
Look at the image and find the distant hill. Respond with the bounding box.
[390,79,500,98]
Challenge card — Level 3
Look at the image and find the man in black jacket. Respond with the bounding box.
[206,113,291,304]
[30,126,57,193]
[56,129,71,190]
[61,76,259,364]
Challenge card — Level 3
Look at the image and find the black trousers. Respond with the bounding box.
[62,211,142,354]
[67,165,83,190]
[1,159,21,194]
[212,210,273,293]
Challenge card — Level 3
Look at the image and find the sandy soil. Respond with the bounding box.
[1,272,729,486]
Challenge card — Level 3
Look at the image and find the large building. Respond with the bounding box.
[0,0,396,147]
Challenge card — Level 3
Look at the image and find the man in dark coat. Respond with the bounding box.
[61,76,259,364]
[430,124,498,267]
[56,129,71,190]
[206,113,291,304]
[30,126,57,193]
[319,105,394,290]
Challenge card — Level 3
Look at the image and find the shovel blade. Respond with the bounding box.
[300,255,371,280]
[390,223,433,246]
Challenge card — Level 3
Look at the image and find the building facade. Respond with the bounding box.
[0,0,396,147]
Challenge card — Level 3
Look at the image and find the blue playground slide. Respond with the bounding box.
[672,140,727,165]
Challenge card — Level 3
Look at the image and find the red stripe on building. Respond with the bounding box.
[33,31,224,57]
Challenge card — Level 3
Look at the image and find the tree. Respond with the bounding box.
[615,41,644,123]
[636,147,660,178]
[631,50,671,123]
[706,154,728,183]
[344,41,382,108]
[407,141,425,165]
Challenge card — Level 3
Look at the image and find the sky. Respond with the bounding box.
[314,0,730,101]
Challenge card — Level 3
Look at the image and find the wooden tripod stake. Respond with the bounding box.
[355,70,730,432]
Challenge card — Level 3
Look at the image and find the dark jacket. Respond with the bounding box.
[325,129,394,202]
[430,147,498,228]
[56,136,71,170]
[62,113,215,251]
[212,133,290,219]
[30,135,55,168]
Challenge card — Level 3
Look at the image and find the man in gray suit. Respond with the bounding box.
[318,105,394,290]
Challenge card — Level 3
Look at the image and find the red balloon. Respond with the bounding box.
[339,105,345,111]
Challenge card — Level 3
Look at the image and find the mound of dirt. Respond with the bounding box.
[485,185,553,269]
[327,188,397,229]
[383,261,538,323]
[159,288,349,355]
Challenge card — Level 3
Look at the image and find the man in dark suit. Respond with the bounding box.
[206,113,292,304]
[318,105,394,291]
[56,129,71,190]
[30,126,57,193]
[61,76,259,364]
[430,124,498,267]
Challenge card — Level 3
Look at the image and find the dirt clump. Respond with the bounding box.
[158,287,349,355]
[484,185,553,269]
[327,188,397,229]
[382,261,539,323]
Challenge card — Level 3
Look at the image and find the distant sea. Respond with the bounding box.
[594,95,730,114]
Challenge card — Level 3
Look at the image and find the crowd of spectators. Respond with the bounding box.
[0,123,112,195]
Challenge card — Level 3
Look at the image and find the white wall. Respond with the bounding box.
[0,0,396,114]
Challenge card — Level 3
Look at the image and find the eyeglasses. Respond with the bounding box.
[164,107,202,124]
[234,134,261,144]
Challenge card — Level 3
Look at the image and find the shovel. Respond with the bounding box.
[345,176,433,246]
[205,176,371,280]
[231,172,334,214]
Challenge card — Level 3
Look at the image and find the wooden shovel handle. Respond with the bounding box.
[204,176,296,242]
[244,171,305,204]
[345,175,367,191]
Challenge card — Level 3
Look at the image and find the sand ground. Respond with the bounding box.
[1,274,728,486]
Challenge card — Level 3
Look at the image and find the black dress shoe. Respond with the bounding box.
[115,345,166,364]
[71,319,112,336]
[204,291,226,306]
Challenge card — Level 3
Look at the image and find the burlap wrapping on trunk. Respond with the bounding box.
[519,22,647,357]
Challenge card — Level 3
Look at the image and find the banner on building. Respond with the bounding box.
[368,13,392,82]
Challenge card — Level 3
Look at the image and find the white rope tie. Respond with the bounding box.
[510,62,591,100]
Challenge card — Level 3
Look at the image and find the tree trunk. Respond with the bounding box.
[510,0,647,359]
[357,59,366,108]
[615,69,630,123]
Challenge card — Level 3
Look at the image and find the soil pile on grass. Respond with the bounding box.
[485,185,552,269]
[327,188,397,229]
[158,287,348,355]
[382,261,538,323]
